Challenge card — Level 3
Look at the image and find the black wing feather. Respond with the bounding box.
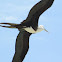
[26,0,54,21]
[12,29,31,62]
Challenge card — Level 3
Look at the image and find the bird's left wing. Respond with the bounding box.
[12,29,31,62]
[26,0,54,21]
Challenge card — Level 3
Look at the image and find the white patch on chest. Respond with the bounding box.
[23,27,43,33]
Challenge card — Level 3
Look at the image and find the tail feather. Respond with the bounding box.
[0,25,15,28]
[0,23,18,26]
[0,23,19,28]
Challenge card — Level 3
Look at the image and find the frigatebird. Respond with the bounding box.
[0,0,54,62]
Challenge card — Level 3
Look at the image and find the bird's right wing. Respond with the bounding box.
[12,29,31,62]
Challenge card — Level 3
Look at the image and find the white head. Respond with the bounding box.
[39,25,48,32]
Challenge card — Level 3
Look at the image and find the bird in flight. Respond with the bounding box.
[0,0,54,62]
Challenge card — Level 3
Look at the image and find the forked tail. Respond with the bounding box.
[0,23,22,29]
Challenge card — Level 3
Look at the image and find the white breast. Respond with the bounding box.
[23,27,43,33]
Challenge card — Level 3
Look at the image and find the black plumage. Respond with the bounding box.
[12,29,31,62]
[0,0,54,62]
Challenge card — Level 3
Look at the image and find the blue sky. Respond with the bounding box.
[0,0,62,62]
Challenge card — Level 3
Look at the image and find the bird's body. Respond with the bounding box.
[23,25,48,33]
[23,26,43,33]
[0,0,54,62]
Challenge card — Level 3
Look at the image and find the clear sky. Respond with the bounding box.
[0,0,62,62]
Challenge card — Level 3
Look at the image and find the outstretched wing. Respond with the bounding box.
[12,29,31,62]
[21,0,54,30]
[26,0,54,21]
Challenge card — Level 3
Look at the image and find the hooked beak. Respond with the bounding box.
[44,28,48,32]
